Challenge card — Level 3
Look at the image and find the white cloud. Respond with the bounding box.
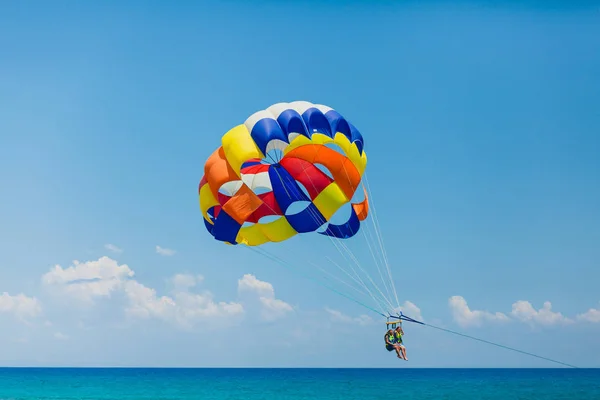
[576,304,600,323]
[170,274,203,291]
[238,274,274,296]
[325,308,373,326]
[124,279,243,328]
[511,301,573,326]
[104,244,123,253]
[156,246,176,256]
[40,256,243,329]
[259,297,293,319]
[394,301,424,322]
[41,256,134,303]
[448,297,595,328]
[0,292,42,320]
[238,274,293,320]
[449,296,510,328]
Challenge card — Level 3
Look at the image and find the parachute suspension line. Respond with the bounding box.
[291,165,397,315]
[363,172,401,310]
[361,222,393,307]
[321,236,393,315]
[311,248,390,315]
[339,162,395,309]
[243,245,387,318]
[326,230,397,314]
[304,257,376,299]
[270,165,392,316]
[275,240,377,303]
[268,238,375,302]
[358,208,393,303]
[322,254,388,305]
[265,245,373,305]
[305,160,397,315]
[366,174,400,310]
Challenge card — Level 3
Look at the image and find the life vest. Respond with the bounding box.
[395,331,403,343]
[386,333,396,344]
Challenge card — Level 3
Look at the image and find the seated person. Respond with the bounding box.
[394,326,407,361]
[384,328,405,360]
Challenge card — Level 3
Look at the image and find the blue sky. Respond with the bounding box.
[1,0,599,368]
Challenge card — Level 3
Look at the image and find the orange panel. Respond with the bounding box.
[286,144,361,200]
[352,188,369,221]
[203,147,240,200]
[222,184,264,224]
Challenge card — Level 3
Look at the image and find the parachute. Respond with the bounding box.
[198,100,402,318]
[197,101,580,368]
[199,101,367,246]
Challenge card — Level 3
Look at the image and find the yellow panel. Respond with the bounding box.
[333,133,367,175]
[237,217,298,246]
[222,124,264,175]
[309,133,334,145]
[199,184,219,222]
[261,217,297,243]
[283,135,312,155]
[313,182,349,221]
[236,224,270,246]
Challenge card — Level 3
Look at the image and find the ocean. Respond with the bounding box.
[0,368,598,399]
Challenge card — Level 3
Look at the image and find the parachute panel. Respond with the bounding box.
[222,124,263,175]
[312,182,349,221]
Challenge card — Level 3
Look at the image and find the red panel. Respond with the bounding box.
[246,192,283,223]
[280,157,333,199]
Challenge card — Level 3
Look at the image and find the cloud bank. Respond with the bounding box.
[448,296,595,328]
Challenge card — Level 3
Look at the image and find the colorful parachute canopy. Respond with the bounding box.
[199,101,369,246]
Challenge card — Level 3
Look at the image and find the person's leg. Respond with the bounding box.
[400,345,407,360]
[395,345,404,359]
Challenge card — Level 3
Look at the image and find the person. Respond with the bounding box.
[384,328,405,360]
[394,326,408,361]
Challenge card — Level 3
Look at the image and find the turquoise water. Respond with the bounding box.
[0,368,598,399]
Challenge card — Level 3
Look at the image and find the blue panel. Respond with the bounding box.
[241,160,261,169]
[212,210,240,244]
[270,164,326,233]
[206,206,217,223]
[250,118,288,155]
[324,110,352,143]
[268,165,309,212]
[320,207,360,239]
[349,122,364,154]
[203,216,215,235]
[323,110,364,155]
[277,109,310,139]
[287,204,327,233]
[302,107,333,138]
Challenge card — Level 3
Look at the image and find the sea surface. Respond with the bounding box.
[0,368,598,400]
